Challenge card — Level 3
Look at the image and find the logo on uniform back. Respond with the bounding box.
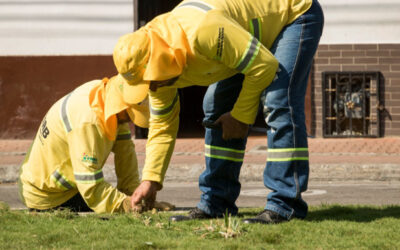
[40,117,50,139]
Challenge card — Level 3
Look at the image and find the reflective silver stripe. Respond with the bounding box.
[116,133,131,140]
[267,148,309,162]
[250,18,261,41]
[236,37,259,72]
[61,93,73,132]
[177,1,213,12]
[74,170,104,183]
[52,171,74,190]
[150,93,179,116]
[205,145,244,162]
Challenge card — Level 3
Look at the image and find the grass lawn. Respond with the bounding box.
[1,203,399,249]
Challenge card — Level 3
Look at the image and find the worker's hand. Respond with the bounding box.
[121,197,144,213]
[215,112,249,140]
[130,181,162,212]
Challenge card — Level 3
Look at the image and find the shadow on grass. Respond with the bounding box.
[306,205,400,222]
[235,205,400,222]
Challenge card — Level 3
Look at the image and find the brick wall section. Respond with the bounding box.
[312,44,400,137]
[0,56,117,138]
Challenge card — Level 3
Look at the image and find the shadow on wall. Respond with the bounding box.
[379,73,389,137]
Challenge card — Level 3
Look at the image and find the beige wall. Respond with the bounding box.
[0,0,133,56]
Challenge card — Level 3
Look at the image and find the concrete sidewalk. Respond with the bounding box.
[1,136,400,183]
[1,136,400,210]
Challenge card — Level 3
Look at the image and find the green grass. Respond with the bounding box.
[1,203,400,249]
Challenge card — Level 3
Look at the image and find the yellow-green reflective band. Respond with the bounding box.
[235,37,261,73]
[116,132,131,140]
[177,1,214,12]
[60,92,73,133]
[150,93,179,117]
[51,170,75,190]
[267,148,309,162]
[74,169,104,184]
[205,144,244,162]
[249,18,261,41]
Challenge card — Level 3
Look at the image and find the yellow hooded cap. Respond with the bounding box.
[89,77,150,140]
[126,97,150,129]
[113,13,191,104]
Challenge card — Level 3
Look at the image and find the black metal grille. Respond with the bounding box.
[322,72,381,138]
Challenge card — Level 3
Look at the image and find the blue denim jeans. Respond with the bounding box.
[199,0,324,219]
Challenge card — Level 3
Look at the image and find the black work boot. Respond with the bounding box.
[242,210,287,224]
[170,208,214,222]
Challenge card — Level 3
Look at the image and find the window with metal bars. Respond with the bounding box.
[322,72,381,138]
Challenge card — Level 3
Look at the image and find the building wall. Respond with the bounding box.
[312,44,400,137]
[0,0,133,138]
[318,0,400,44]
[311,0,400,137]
[0,56,117,138]
[1,0,400,138]
[0,0,133,55]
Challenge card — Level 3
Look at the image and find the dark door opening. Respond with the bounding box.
[134,0,271,139]
[135,0,206,138]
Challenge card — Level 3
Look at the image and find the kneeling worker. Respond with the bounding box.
[19,76,167,213]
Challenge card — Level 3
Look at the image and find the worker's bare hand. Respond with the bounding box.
[130,181,161,212]
[215,112,249,140]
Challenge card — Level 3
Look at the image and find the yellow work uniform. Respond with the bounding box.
[19,80,140,213]
[141,0,312,184]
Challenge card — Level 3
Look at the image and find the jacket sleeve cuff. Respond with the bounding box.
[141,171,164,187]
[230,109,255,125]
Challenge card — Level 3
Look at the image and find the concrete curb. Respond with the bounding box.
[2,162,400,184]
[165,163,400,182]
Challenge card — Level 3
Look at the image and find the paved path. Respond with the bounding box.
[2,181,400,210]
[1,137,400,209]
[2,137,400,183]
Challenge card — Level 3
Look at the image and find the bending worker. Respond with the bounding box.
[19,77,163,213]
[114,0,324,223]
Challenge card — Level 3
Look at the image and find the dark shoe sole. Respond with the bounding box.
[242,210,288,224]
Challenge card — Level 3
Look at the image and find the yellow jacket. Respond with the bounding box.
[138,0,312,184]
[19,80,140,213]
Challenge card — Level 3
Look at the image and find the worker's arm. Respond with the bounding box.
[112,123,140,196]
[195,12,279,125]
[141,87,180,185]
[129,87,179,209]
[67,123,128,213]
